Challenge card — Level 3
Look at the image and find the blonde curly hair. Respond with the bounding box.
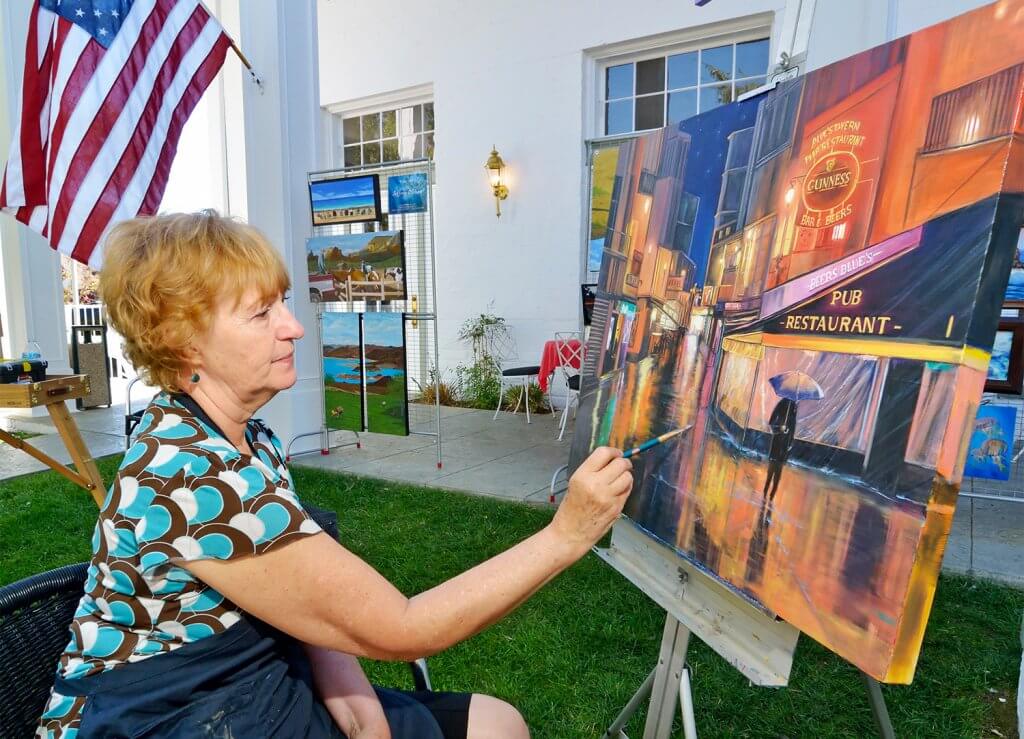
[100,211,290,392]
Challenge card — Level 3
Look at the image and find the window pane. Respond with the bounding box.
[382,110,397,138]
[343,117,360,144]
[424,102,434,131]
[701,45,733,84]
[667,51,697,90]
[606,63,633,100]
[363,141,381,164]
[699,84,733,112]
[635,94,665,130]
[413,134,424,159]
[636,58,665,95]
[412,104,424,133]
[382,138,399,162]
[736,39,770,79]
[425,133,435,159]
[735,76,766,99]
[362,113,380,141]
[344,144,361,167]
[667,89,697,125]
[606,99,633,135]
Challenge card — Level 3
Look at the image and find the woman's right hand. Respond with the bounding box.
[549,446,634,556]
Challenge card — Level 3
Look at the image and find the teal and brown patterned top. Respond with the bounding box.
[36,393,322,738]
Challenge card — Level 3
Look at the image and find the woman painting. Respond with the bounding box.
[37,212,632,739]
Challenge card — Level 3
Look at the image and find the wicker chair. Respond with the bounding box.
[0,561,88,738]
[0,506,430,739]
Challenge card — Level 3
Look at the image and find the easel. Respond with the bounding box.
[0,374,106,506]
[595,520,897,738]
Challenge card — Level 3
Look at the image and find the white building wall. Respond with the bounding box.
[318,0,781,372]
[315,0,994,375]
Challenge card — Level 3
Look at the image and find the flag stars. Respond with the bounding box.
[75,8,85,16]
[94,9,103,17]
[98,28,108,36]
[111,10,120,18]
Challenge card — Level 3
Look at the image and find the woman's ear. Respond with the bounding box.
[181,341,204,373]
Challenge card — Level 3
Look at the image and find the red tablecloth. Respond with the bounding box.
[539,339,582,392]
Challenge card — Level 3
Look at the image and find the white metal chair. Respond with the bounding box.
[494,362,542,423]
[552,331,584,441]
[492,333,544,424]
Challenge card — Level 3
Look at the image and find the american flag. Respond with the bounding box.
[0,0,231,268]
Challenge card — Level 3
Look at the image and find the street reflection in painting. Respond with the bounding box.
[570,1,1024,683]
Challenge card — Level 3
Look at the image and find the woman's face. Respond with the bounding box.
[192,288,304,405]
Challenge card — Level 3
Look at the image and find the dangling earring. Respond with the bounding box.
[190,371,200,384]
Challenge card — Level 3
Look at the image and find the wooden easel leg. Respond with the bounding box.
[602,668,656,738]
[47,401,106,506]
[644,614,694,739]
[861,672,896,739]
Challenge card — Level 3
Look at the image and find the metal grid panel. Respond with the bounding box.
[309,159,441,456]
[962,392,1024,503]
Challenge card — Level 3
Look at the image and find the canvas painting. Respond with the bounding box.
[387,172,429,214]
[963,404,1017,481]
[987,330,1013,382]
[570,0,1024,684]
[309,174,381,226]
[306,232,406,303]
[362,313,409,436]
[984,322,1024,394]
[322,312,364,433]
[1003,227,1024,305]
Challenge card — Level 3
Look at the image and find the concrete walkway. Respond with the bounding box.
[294,404,572,503]
[2,400,1023,586]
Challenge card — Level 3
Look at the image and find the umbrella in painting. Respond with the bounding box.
[769,371,824,401]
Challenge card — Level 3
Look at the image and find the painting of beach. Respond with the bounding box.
[323,312,363,432]
[309,173,381,226]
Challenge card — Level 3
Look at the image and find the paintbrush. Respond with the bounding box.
[622,427,687,459]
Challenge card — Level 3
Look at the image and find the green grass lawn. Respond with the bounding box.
[1,458,1021,738]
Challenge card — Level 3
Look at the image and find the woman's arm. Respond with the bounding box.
[183,447,631,661]
[304,645,390,739]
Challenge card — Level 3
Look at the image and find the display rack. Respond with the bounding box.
[289,159,442,467]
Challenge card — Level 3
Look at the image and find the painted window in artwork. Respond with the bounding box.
[341,103,435,168]
[602,37,769,135]
[922,63,1023,153]
[905,363,958,468]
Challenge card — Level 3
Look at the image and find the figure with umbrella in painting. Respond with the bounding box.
[763,370,823,503]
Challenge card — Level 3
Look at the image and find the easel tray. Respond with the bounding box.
[0,374,91,409]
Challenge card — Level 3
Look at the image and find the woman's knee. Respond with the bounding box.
[466,693,529,739]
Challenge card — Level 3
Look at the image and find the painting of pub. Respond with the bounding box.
[572,4,1024,683]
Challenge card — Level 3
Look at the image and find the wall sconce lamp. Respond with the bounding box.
[485,147,509,217]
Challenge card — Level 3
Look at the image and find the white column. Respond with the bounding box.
[236,0,324,453]
[0,0,71,377]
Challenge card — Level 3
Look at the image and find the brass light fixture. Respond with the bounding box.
[485,147,509,217]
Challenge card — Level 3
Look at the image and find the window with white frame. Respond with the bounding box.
[601,37,770,136]
[340,102,434,168]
